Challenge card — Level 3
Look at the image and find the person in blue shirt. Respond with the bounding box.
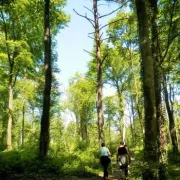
[99,142,111,179]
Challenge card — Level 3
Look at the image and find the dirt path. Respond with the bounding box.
[63,162,129,180]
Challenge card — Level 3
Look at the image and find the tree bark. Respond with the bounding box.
[39,0,52,158]
[163,76,178,153]
[1,8,15,151]
[116,85,124,134]
[148,1,167,179]
[93,0,104,143]
[149,0,167,178]
[130,95,136,144]
[7,66,13,151]
[1,113,7,150]
[80,113,88,141]
[135,0,158,163]
[129,48,143,132]
[21,103,25,148]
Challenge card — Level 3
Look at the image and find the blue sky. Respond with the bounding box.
[55,0,122,124]
[56,0,119,89]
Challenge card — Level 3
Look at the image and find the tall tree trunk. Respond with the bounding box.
[130,49,143,132]
[7,70,13,151]
[39,0,52,158]
[108,114,111,146]
[1,9,15,151]
[93,0,104,143]
[163,76,178,153]
[75,112,80,136]
[130,96,136,144]
[149,0,167,178]
[132,76,143,133]
[129,116,135,144]
[21,103,25,148]
[135,0,158,177]
[116,86,124,134]
[80,114,88,141]
[1,113,7,150]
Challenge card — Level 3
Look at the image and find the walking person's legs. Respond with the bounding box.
[104,165,108,179]
[124,165,128,176]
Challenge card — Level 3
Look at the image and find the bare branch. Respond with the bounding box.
[99,18,128,32]
[73,9,95,28]
[99,33,104,44]
[88,31,95,35]
[88,35,95,40]
[99,1,128,19]
[98,3,108,7]
[161,0,177,62]
[84,6,94,14]
[99,32,104,41]
[88,17,126,34]
[101,36,114,41]
[12,68,20,88]
[83,49,95,57]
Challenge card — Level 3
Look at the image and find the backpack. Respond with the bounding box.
[118,154,129,166]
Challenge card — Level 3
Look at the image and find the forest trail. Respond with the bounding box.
[63,161,133,180]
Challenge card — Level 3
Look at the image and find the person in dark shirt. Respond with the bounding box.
[116,140,131,176]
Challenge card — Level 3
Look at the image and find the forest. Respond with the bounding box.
[0,0,179,179]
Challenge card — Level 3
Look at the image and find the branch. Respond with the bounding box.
[99,1,128,19]
[12,68,20,88]
[97,3,108,7]
[99,32,104,41]
[0,9,12,66]
[88,31,95,35]
[88,35,95,40]
[99,18,128,32]
[100,36,115,41]
[101,54,108,65]
[161,0,177,62]
[83,49,95,57]
[73,9,95,28]
[84,6,94,14]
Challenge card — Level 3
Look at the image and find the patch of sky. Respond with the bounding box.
[56,0,121,95]
[56,0,126,125]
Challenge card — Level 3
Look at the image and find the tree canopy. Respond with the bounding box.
[0,0,179,179]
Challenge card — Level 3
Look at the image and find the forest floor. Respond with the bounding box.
[3,160,180,180]
[2,154,180,180]
[62,157,180,180]
[62,160,138,180]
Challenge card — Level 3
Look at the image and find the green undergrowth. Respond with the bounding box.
[0,145,180,180]
[167,151,180,179]
[0,146,100,179]
[128,148,180,180]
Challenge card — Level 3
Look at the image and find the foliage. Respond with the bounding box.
[0,144,100,179]
[0,0,179,178]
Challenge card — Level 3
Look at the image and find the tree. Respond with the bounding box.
[67,73,96,141]
[106,10,144,143]
[0,37,32,151]
[135,0,158,178]
[0,0,42,150]
[0,64,8,150]
[39,0,52,158]
[158,0,180,154]
[93,0,104,144]
[103,95,117,146]
[74,0,125,143]
[148,0,168,178]
[103,47,131,133]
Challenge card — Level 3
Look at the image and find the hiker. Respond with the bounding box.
[99,142,111,179]
[116,140,131,176]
